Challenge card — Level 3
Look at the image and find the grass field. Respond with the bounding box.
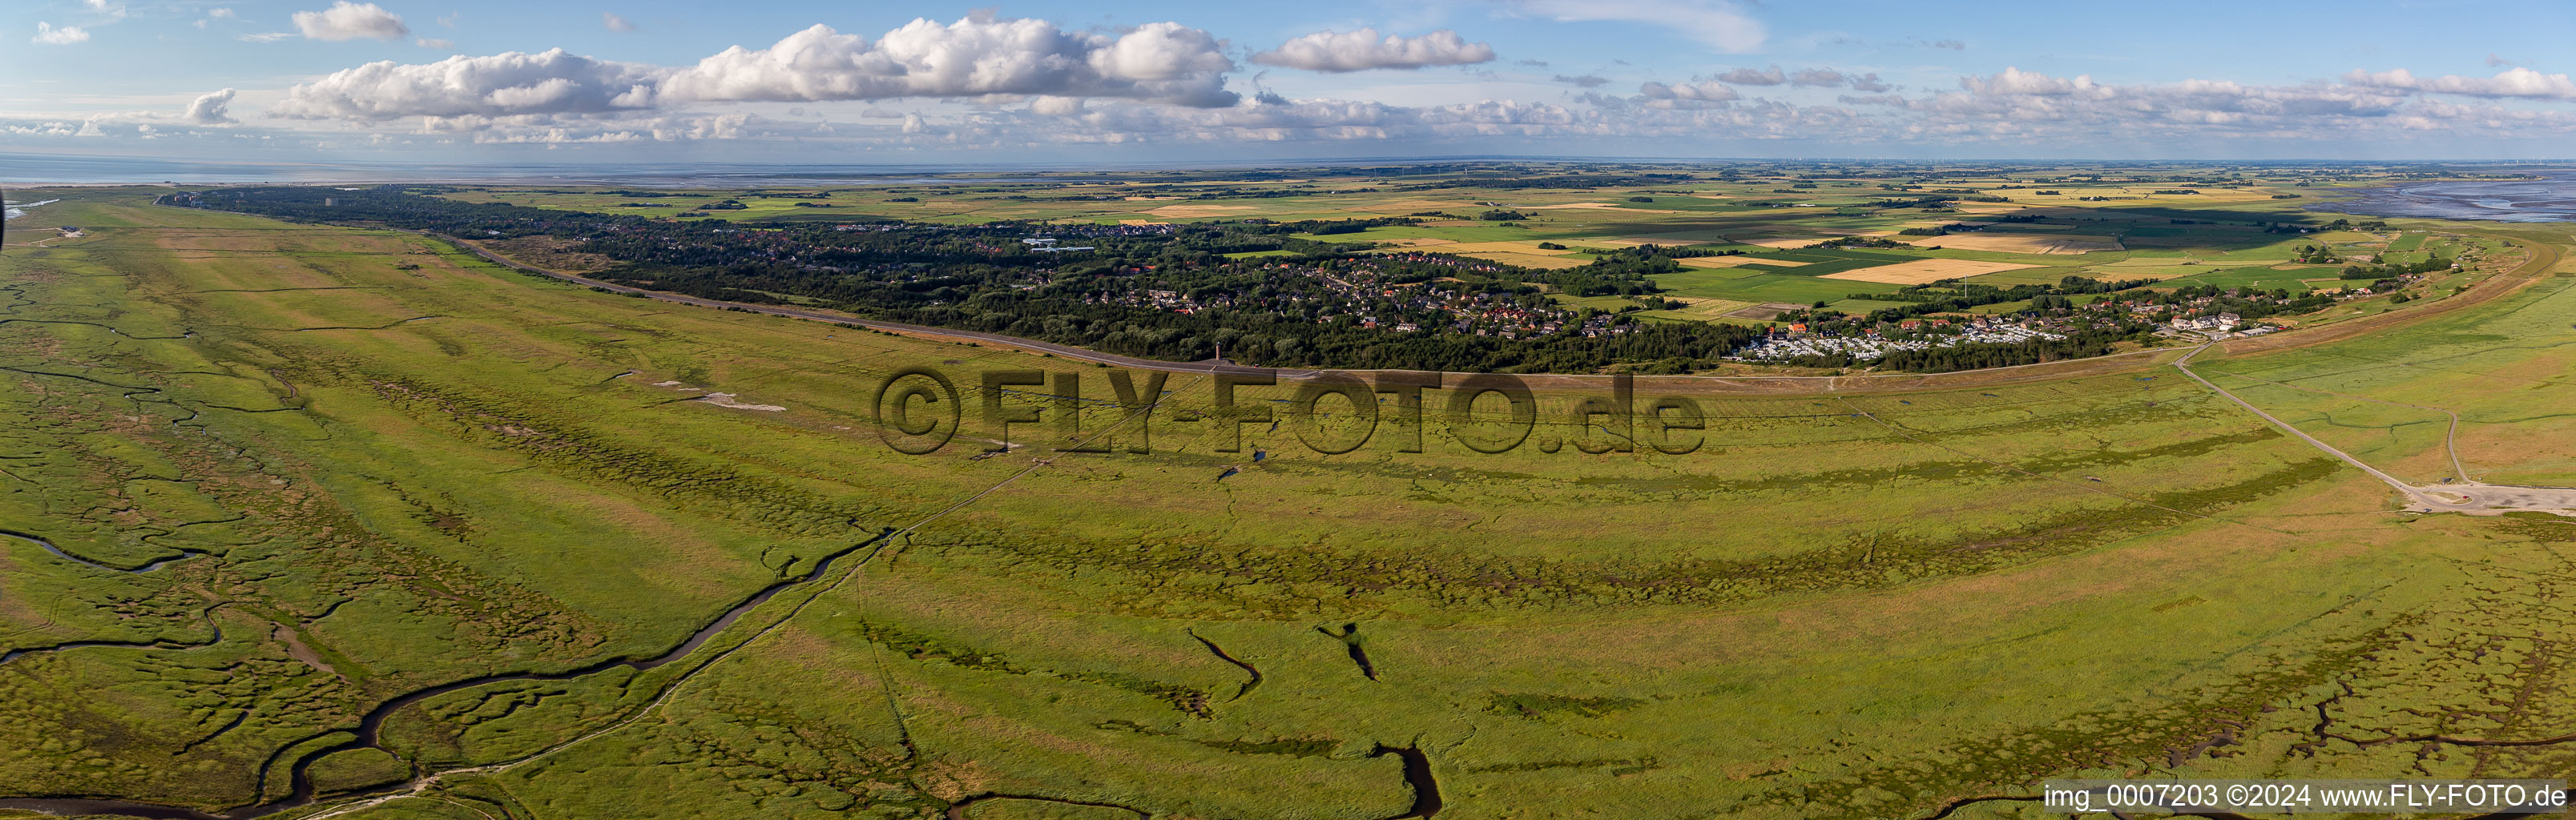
[1650,269,1901,303]
[2170,265,2333,291]
[4,171,2574,820]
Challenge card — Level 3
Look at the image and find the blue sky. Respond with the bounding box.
[6,0,2576,163]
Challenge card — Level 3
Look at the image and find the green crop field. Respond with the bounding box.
[2167,266,2331,291]
[1649,271,1901,303]
[4,165,2574,820]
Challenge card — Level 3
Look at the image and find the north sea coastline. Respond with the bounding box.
[2313,172,2576,223]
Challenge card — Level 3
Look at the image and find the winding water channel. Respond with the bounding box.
[0,528,893,819]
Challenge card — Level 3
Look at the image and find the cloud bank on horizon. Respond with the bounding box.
[9,0,2576,160]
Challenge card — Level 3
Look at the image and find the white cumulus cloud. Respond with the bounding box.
[33,22,91,45]
[659,15,1238,107]
[1788,68,1845,87]
[1248,28,1495,73]
[2343,66,2576,99]
[268,15,1248,128]
[274,49,664,120]
[293,2,409,41]
[1960,66,2107,98]
[1727,66,1891,92]
[183,87,239,124]
[1637,79,1739,109]
[1716,66,1782,86]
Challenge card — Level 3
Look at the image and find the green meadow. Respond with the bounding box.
[2,173,2574,820]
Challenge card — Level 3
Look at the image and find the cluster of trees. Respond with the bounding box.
[1804,235,1913,249]
[1867,329,2141,372]
[1762,315,2159,374]
[1530,245,1737,296]
[2340,254,2455,279]
[1841,275,2156,322]
[884,291,1761,373]
[1867,194,2011,211]
[2147,281,2339,322]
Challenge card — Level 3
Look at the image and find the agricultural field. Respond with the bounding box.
[401,163,2523,359]
[6,165,2576,820]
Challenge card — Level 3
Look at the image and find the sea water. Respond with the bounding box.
[2313,172,2576,223]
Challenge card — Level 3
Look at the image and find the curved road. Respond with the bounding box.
[2172,346,2576,517]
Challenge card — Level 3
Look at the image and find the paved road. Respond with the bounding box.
[2172,345,2575,517]
[2202,367,2469,484]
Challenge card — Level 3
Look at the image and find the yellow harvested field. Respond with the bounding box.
[1439,241,1581,255]
[1819,259,2043,284]
[1747,237,1827,248]
[1454,251,1593,269]
[1145,204,1260,217]
[1115,219,1171,227]
[1678,255,1792,269]
[1344,199,1480,214]
[1523,202,1679,213]
[1907,233,2122,255]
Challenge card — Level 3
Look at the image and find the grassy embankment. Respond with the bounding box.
[2,190,2574,819]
